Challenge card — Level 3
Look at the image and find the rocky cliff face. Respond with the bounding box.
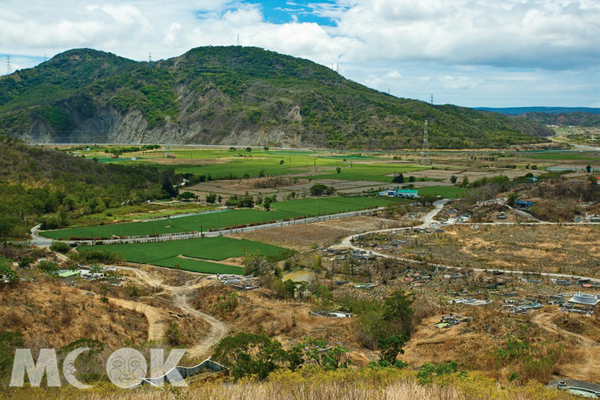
[0,46,553,149]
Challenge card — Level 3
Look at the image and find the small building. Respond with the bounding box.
[514,200,533,209]
[397,189,419,198]
[378,190,397,197]
[58,270,79,279]
[568,292,599,307]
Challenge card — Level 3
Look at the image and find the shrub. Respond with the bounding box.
[50,241,71,254]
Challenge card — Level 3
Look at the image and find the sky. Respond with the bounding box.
[1,0,599,108]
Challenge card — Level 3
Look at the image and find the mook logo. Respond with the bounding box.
[10,347,187,389]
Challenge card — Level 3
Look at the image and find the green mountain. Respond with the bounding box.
[0,47,553,149]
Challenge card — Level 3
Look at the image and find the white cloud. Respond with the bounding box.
[0,0,597,107]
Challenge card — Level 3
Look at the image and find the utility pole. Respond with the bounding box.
[420,120,431,165]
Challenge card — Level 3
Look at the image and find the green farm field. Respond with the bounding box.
[520,151,599,161]
[302,164,429,182]
[82,236,290,274]
[416,186,468,198]
[81,147,425,180]
[41,196,404,239]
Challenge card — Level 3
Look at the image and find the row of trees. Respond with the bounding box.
[212,332,407,381]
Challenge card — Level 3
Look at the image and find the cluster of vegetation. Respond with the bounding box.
[211,332,407,381]
[0,46,553,149]
[0,137,190,238]
[309,184,336,196]
[100,145,160,156]
[225,192,256,208]
[493,326,565,383]
[458,171,598,209]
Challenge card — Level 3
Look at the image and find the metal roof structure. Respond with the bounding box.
[568,292,599,306]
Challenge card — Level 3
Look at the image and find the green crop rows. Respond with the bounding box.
[82,236,290,275]
[302,164,429,182]
[41,196,404,239]
[416,186,468,198]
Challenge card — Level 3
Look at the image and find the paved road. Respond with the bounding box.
[30,224,53,247]
[339,199,600,284]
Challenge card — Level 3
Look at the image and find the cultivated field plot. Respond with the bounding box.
[521,150,599,161]
[232,215,406,251]
[41,197,403,239]
[415,186,468,198]
[302,163,428,182]
[81,147,427,180]
[83,237,290,274]
[384,224,600,277]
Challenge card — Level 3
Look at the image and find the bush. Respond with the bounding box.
[310,184,336,196]
[50,241,71,254]
[75,249,123,264]
[212,332,293,380]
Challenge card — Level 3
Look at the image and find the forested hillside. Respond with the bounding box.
[0,137,178,238]
[0,47,552,149]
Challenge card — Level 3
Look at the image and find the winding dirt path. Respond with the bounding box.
[113,265,229,358]
[107,296,168,342]
[531,312,596,347]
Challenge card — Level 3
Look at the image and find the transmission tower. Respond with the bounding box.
[420,120,431,165]
[430,94,433,105]
[6,55,11,75]
[148,53,152,63]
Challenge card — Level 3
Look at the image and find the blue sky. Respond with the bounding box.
[260,1,339,25]
[0,0,598,108]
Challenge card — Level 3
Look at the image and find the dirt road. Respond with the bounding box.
[114,265,229,358]
[532,311,600,382]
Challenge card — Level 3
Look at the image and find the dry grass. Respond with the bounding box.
[0,281,148,349]
[385,224,600,277]
[190,283,358,355]
[0,369,579,400]
[232,216,404,251]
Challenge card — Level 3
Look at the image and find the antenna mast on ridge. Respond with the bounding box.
[420,120,431,165]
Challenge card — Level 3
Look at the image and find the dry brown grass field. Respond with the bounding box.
[381,224,600,277]
[231,215,406,251]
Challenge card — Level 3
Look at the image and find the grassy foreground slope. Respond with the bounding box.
[0,46,553,149]
[1,368,576,400]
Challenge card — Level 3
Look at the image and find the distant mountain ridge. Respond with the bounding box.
[476,107,600,127]
[475,107,600,115]
[0,46,553,149]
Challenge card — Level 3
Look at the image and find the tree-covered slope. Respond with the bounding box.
[0,46,553,149]
[0,136,178,238]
